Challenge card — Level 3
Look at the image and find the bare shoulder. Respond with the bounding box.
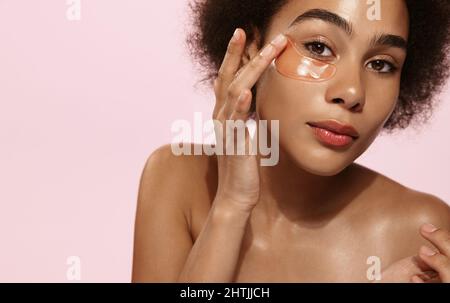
[352,163,450,224]
[132,143,217,281]
[142,143,217,182]
[350,163,450,257]
[397,187,450,230]
[139,143,218,223]
[390,185,450,258]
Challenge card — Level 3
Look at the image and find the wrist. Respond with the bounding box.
[211,199,253,223]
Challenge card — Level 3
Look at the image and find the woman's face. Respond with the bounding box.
[252,0,409,175]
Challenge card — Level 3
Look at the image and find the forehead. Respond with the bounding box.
[269,0,409,39]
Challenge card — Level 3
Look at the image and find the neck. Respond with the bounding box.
[253,138,355,227]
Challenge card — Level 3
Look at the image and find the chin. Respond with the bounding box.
[304,162,351,177]
[282,141,356,177]
[299,158,351,176]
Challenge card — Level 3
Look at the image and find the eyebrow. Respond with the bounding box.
[289,8,407,50]
[370,33,407,50]
[289,9,353,36]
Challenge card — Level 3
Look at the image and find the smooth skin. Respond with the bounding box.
[132,0,450,282]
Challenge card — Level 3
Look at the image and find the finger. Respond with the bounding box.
[416,270,439,281]
[215,28,246,105]
[410,275,424,283]
[409,255,434,272]
[230,90,254,155]
[229,89,252,121]
[226,33,287,111]
[223,90,253,155]
[424,276,442,283]
[420,223,450,256]
[419,245,450,282]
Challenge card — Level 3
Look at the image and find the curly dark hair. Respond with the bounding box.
[185,0,450,133]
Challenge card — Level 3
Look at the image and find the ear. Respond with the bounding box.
[242,29,263,66]
[242,41,260,65]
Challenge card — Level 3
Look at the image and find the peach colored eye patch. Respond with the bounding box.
[274,36,336,81]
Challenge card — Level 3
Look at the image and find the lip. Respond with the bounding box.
[307,120,360,139]
[306,120,359,148]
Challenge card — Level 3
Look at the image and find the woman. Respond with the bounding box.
[132,0,450,282]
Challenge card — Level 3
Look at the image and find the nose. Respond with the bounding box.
[325,63,366,112]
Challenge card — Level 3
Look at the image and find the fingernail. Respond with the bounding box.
[411,275,424,283]
[420,246,437,257]
[259,44,275,58]
[271,34,286,46]
[422,223,438,233]
[231,28,240,42]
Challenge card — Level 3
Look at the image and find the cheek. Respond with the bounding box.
[341,77,401,159]
[255,64,325,124]
[363,77,401,134]
[256,69,325,153]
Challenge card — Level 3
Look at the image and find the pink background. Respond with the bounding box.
[0,1,448,282]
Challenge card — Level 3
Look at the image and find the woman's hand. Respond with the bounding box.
[376,255,438,283]
[410,223,450,283]
[211,28,287,213]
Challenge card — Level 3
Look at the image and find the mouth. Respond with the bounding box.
[306,120,359,148]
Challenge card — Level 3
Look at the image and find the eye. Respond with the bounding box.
[303,41,333,57]
[367,60,397,73]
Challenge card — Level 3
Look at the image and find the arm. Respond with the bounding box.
[176,201,251,282]
[131,145,252,282]
[131,146,194,282]
[177,27,289,282]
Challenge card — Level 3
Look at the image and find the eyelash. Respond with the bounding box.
[302,39,398,74]
[302,39,334,59]
[367,59,398,74]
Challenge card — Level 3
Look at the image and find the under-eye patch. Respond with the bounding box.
[274,36,336,82]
